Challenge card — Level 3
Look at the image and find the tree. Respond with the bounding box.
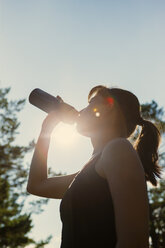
[137,100,165,248]
[0,87,53,247]
[148,180,165,248]
[1,86,165,247]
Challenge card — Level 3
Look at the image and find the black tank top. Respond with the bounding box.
[59,152,117,248]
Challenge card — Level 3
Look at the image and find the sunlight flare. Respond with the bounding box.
[51,122,79,145]
[93,108,100,117]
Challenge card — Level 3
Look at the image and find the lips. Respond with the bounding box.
[75,114,86,128]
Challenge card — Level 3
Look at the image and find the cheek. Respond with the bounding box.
[76,108,104,132]
[78,107,98,123]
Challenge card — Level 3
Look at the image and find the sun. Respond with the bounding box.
[51,122,79,146]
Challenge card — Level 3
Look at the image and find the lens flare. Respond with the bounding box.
[93,107,100,117]
[51,123,79,146]
[107,97,114,106]
[95,112,100,117]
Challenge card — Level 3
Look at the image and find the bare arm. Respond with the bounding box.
[98,138,149,248]
[27,99,80,199]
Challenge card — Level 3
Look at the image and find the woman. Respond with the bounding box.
[27,85,162,248]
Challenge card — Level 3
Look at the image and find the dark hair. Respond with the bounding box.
[88,85,162,186]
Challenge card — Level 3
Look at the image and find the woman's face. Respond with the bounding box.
[76,94,113,137]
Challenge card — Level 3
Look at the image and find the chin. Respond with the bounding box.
[76,123,92,137]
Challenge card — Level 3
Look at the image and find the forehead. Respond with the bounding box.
[89,94,105,103]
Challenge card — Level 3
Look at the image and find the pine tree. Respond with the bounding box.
[1,86,165,247]
[132,100,165,248]
[0,87,52,247]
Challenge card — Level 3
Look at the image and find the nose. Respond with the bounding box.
[76,110,84,121]
[77,112,82,118]
[78,110,82,115]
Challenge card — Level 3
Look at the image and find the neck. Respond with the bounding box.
[91,129,120,156]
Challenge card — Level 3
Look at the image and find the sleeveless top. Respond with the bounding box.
[59,152,117,248]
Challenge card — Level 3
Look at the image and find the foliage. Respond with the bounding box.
[0,87,53,247]
[140,100,165,248]
[1,87,165,247]
[129,100,165,247]
[148,180,165,248]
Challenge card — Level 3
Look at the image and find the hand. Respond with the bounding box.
[41,110,60,134]
[56,96,79,124]
[41,96,79,134]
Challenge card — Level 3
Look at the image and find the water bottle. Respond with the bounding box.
[29,88,61,113]
[29,88,79,124]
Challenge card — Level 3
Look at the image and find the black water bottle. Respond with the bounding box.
[29,88,79,124]
[29,88,60,113]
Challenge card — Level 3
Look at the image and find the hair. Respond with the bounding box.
[88,85,162,186]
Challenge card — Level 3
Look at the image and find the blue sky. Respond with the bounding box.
[1,0,165,247]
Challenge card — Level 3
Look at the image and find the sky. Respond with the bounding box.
[1,0,165,247]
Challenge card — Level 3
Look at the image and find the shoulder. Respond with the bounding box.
[100,138,149,244]
[103,137,133,153]
[101,137,144,178]
[102,137,135,162]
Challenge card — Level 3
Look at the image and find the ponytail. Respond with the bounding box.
[134,119,162,186]
[87,84,163,186]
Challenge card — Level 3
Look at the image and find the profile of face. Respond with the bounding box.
[76,94,114,137]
